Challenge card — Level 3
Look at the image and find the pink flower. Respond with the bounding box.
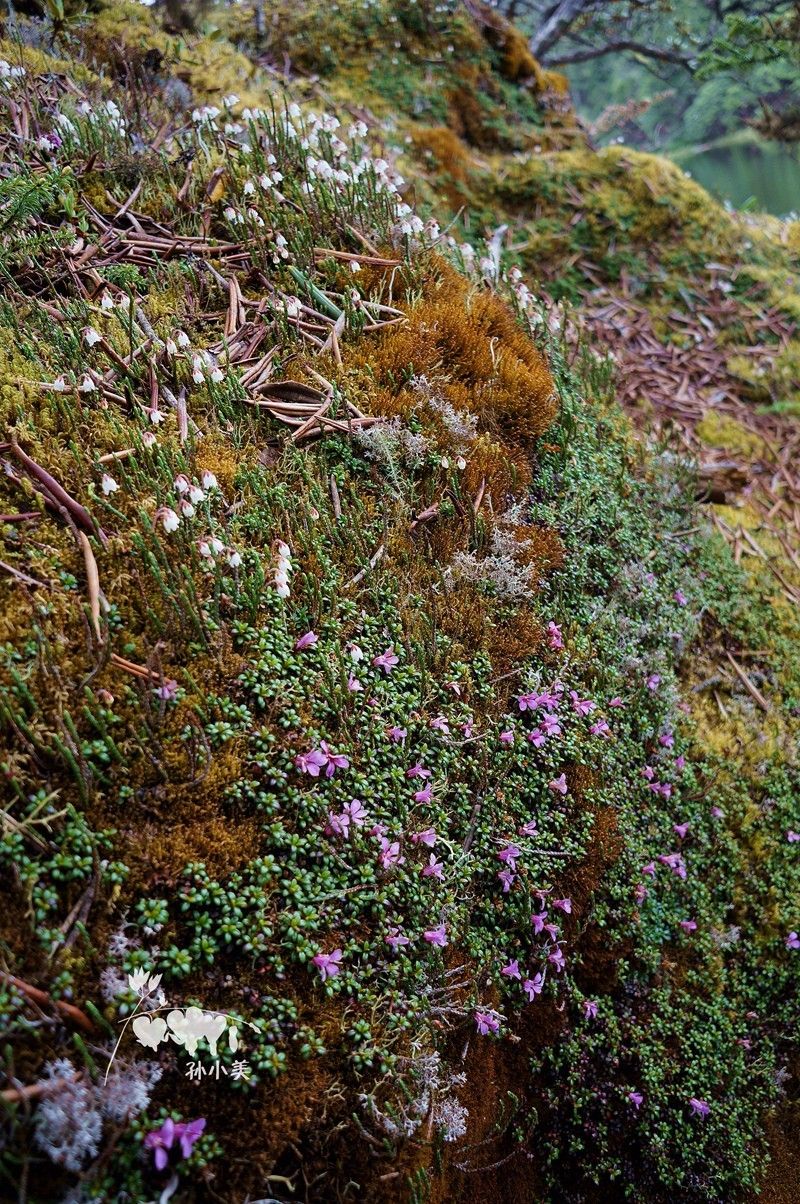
[658,783,672,799]
[543,922,559,941]
[312,948,342,981]
[424,924,448,947]
[498,843,521,870]
[319,741,349,777]
[689,1097,710,1117]
[380,839,405,869]
[499,729,515,746]
[412,827,437,847]
[475,1010,500,1035]
[541,713,562,737]
[590,720,610,739]
[673,822,689,840]
[658,852,687,879]
[388,726,407,744]
[422,854,445,880]
[501,958,521,980]
[154,678,179,701]
[326,810,350,838]
[295,631,318,651]
[659,731,674,748]
[642,862,656,877]
[583,1000,598,1020]
[675,754,686,770]
[145,1117,206,1171]
[498,868,516,892]
[386,928,411,950]
[413,785,433,804]
[295,748,328,777]
[674,589,688,606]
[461,720,475,738]
[608,696,624,708]
[548,947,566,972]
[407,763,431,779]
[517,692,540,712]
[628,1091,643,1110]
[347,673,362,693]
[786,932,800,950]
[642,765,655,781]
[344,798,367,827]
[646,674,661,691]
[520,819,538,836]
[680,919,697,933]
[570,691,595,716]
[531,911,547,935]
[373,647,399,673]
[711,806,724,819]
[523,973,544,1001]
[548,774,568,795]
[553,897,572,915]
[547,621,564,650]
[634,882,648,902]
[527,728,546,748]
[787,830,800,843]
[430,715,450,733]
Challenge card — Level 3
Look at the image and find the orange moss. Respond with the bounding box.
[409,126,473,207]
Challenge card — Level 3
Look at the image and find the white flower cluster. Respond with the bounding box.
[274,540,292,598]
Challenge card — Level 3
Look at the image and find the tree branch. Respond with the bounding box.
[549,39,696,68]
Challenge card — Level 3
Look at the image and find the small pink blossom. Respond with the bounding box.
[319,741,349,777]
[475,1010,500,1035]
[295,748,328,777]
[628,1091,643,1110]
[570,691,595,716]
[658,852,687,879]
[295,631,318,651]
[527,728,546,748]
[501,958,521,980]
[673,822,689,840]
[787,830,800,843]
[531,911,547,935]
[680,919,697,934]
[543,922,559,941]
[553,897,572,915]
[424,924,448,947]
[380,839,405,869]
[675,754,686,770]
[498,843,521,870]
[386,928,411,950]
[407,763,431,779]
[590,720,611,739]
[689,1097,710,1117]
[520,819,538,836]
[642,862,656,877]
[541,713,562,737]
[412,827,437,847]
[583,1000,598,1020]
[422,854,445,880]
[499,729,515,746]
[344,799,367,827]
[388,725,407,744]
[413,785,433,804]
[547,621,564,650]
[674,589,688,606]
[634,882,648,902]
[786,931,800,950]
[548,946,566,972]
[548,774,568,795]
[646,674,661,691]
[608,696,624,708]
[312,949,342,981]
[659,731,674,748]
[154,678,179,701]
[430,715,450,733]
[498,868,516,892]
[373,647,399,673]
[523,973,544,1001]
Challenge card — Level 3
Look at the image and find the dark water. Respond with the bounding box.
[676,140,800,218]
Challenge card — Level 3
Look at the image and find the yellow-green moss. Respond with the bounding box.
[695,412,769,459]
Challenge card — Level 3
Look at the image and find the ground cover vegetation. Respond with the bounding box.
[0,2,798,1202]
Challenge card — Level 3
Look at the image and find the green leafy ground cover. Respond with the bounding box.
[0,3,798,1202]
